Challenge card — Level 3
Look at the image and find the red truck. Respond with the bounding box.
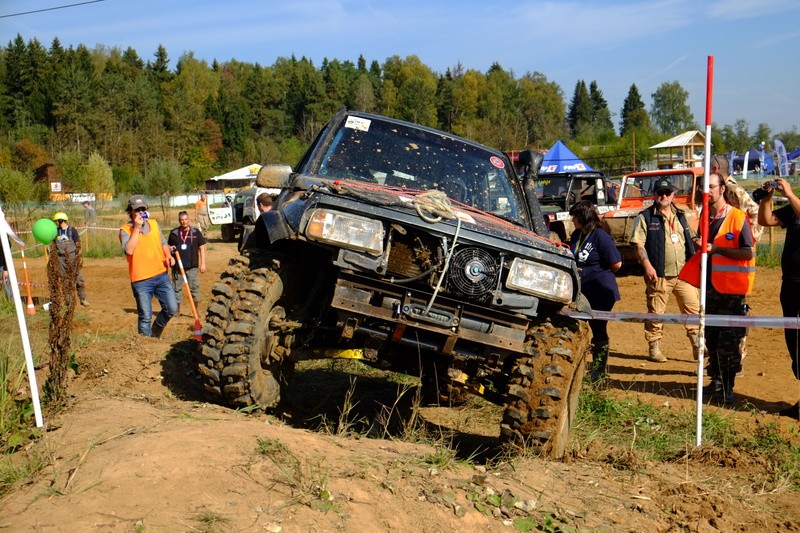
[602,167,703,261]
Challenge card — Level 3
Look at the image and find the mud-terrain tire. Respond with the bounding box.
[199,255,296,409]
[220,223,236,242]
[500,315,591,458]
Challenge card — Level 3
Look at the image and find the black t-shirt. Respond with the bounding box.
[167,227,206,270]
[774,204,800,282]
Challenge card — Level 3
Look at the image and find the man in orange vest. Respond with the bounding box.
[701,172,756,405]
[711,155,761,368]
[195,192,210,233]
[119,195,178,338]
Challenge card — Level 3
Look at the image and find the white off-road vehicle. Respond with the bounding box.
[208,187,278,242]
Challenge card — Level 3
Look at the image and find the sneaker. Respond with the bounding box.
[80,299,90,307]
[779,402,800,418]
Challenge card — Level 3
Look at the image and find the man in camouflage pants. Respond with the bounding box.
[711,155,761,368]
[701,172,756,405]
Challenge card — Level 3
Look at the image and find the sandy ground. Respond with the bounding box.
[1,228,799,532]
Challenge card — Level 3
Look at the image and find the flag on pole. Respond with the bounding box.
[774,139,790,177]
[0,216,25,246]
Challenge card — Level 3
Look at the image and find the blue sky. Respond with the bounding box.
[3,0,800,137]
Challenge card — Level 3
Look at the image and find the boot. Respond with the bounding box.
[647,339,667,363]
[589,344,609,383]
[703,377,722,398]
[151,320,165,339]
[720,374,736,405]
[688,332,701,361]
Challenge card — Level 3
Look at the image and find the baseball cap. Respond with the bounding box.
[652,178,676,194]
[127,194,148,211]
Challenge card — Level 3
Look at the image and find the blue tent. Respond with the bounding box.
[732,148,775,174]
[539,140,595,174]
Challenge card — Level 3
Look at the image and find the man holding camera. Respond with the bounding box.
[757,177,800,417]
[119,195,177,338]
[631,178,701,363]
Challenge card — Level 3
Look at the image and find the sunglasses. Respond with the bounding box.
[656,190,673,197]
[134,207,147,212]
[56,219,67,223]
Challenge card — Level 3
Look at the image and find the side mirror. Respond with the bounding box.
[256,164,293,188]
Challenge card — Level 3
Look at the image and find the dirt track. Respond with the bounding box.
[1,231,799,532]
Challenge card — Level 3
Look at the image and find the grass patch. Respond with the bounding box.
[0,450,49,496]
[255,437,334,511]
[755,242,783,268]
[574,386,800,490]
[191,510,231,533]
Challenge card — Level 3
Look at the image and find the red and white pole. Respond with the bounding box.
[696,56,714,446]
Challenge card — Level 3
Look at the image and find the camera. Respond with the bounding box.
[752,180,779,203]
[140,211,149,219]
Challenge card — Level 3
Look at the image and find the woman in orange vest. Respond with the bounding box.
[701,172,756,405]
[119,195,178,338]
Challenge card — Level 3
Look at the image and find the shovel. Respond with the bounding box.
[173,250,203,341]
[20,248,35,315]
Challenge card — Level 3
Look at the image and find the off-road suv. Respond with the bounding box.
[200,110,591,457]
[534,171,616,242]
[210,186,278,242]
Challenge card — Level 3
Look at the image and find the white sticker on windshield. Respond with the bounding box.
[345,116,371,132]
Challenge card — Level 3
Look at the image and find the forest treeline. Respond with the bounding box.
[1,34,798,207]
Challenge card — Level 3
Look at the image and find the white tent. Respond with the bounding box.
[205,164,262,190]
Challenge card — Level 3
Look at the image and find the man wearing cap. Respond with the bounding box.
[119,195,177,338]
[53,212,89,306]
[630,178,700,363]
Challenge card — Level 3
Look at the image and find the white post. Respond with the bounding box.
[0,206,44,428]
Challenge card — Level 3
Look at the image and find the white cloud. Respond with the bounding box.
[708,0,798,20]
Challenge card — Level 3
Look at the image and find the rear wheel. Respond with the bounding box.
[220,223,236,242]
[500,315,591,458]
[200,256,296,409]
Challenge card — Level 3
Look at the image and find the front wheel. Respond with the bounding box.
[500,315,591,458]
[200,258,296,409]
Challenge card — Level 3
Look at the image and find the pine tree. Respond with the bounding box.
[589,81,614,135]
[567,80,592,138]
[619,83,651,136]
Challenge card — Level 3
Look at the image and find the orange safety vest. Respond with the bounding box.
[709,208,756,295]
[119,219,168,282]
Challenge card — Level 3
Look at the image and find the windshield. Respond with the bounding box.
[313,115,528,224]
[533,174,607,212]
[623,172,696,198]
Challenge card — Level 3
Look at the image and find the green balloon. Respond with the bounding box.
[32,218,58,244]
